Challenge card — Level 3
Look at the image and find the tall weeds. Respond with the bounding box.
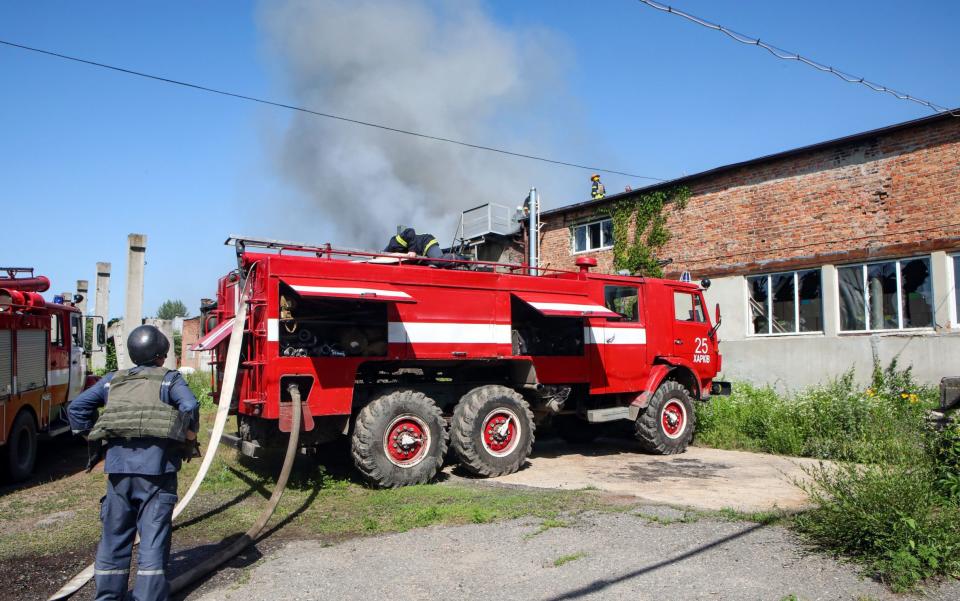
[696,360,960,590]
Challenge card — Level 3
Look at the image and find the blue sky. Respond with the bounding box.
[1,0,957,319]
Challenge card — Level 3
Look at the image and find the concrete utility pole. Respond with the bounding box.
[92,263,110,371]
[76,280,89,316]
[118,233,147,370]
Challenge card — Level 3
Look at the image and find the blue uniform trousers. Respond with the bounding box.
[95,473,177,601]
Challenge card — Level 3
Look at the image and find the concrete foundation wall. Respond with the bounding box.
[718,334,960,392]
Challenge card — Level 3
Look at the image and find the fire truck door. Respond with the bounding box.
[671,290,712,367]
[68,313,84,400]
[593,285,648,393]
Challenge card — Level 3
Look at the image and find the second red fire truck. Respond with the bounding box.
[194,237,729,488]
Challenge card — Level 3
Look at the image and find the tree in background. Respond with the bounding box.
[157,299,190,320]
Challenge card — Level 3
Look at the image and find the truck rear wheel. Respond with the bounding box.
[451,385,534,477]
[351,390,447,488]
[4,411,38,482]
[635,380,695,455]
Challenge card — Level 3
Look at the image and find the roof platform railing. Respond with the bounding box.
[224,234,573,276]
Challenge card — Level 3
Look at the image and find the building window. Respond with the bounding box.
[838,257,933,332]
[953,253,960,328]
[571,218,613,253]
[747,269,822,335]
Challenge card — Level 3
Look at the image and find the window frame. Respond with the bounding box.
[746,269,823,337]
[604,285,641,323]
[673,290,706,323]
[50,314,64,346]
[570,218,614,254]
[948,252,959,329]
[837,256,935,333]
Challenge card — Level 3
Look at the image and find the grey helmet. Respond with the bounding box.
[127,325,170,366]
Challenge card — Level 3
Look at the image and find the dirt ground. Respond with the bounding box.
[490,437,822,512]
[192,512,960,601]
[4,432,951,600]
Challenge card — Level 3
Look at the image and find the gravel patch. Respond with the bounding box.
[193,512,960,600]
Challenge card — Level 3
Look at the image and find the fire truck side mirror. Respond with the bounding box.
[714,303,721,324]
[97,323,106,346]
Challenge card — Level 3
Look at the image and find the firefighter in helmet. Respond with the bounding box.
[68,325,199,601]
[591,174,606,200]
[384,227,443,259]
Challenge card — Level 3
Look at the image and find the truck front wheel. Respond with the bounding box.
[4,411,38,482]
[635,380,695,454]
[351,390,447,488]
[451,385,534,477]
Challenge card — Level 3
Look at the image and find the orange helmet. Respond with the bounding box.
[590,174,600,181]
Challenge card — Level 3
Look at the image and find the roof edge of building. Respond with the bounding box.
[544,108,960,218]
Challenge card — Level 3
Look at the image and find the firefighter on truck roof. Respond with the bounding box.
[384,227,443,259]
[68,325,200,601]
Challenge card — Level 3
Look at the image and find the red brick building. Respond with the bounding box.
[486,111,960,388]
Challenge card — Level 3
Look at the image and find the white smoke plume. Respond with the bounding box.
[259,0,578,249]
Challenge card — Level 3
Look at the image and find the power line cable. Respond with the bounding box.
[0,38,665,181]
[635,0,959,116]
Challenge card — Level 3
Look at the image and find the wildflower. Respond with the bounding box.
[866,388,875,397]
[909,393,919,404]
[900,393,909,399]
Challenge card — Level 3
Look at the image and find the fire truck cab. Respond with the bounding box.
[0,268,102,481]
[198,238,729,488]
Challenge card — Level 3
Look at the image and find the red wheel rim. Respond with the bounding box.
[481,408,520,457]
[383,415,430,467]
[660,400,687,439]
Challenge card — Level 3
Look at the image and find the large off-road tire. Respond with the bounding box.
[451,385,534,477]
[555,415,602,445]
[635,380,695,455]
[4,411,38,482]
[350,390,447,488]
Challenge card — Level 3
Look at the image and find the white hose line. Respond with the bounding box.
[170,384,302,594]
[48,272,254,601]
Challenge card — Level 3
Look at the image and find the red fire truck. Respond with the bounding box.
[0,268,102,481]
[195,237,729,488]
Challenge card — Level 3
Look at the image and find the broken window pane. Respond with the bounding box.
[838,266,866,331]
[601,219,614,247]
[797,269,823,332]
[747,275,769,334]
[867,262,898,329]
[771,273,796,333]
[901,257,933,328]
[573,226,586,252]
[588,222,602,249]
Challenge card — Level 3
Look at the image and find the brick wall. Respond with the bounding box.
[538,115,960,278]
[180,316,202,371]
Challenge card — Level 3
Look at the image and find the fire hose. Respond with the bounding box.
[49,266,302,599]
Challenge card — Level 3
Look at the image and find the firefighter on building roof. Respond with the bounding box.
[384,227,443,259]
[68,325,199,601]
[591,174,606,200]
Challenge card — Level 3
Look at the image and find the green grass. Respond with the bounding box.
[633,507,789,526]
[0,409,613,563]
[695,365,935,464]
[552,551,587,567]
[697,360,960,591]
